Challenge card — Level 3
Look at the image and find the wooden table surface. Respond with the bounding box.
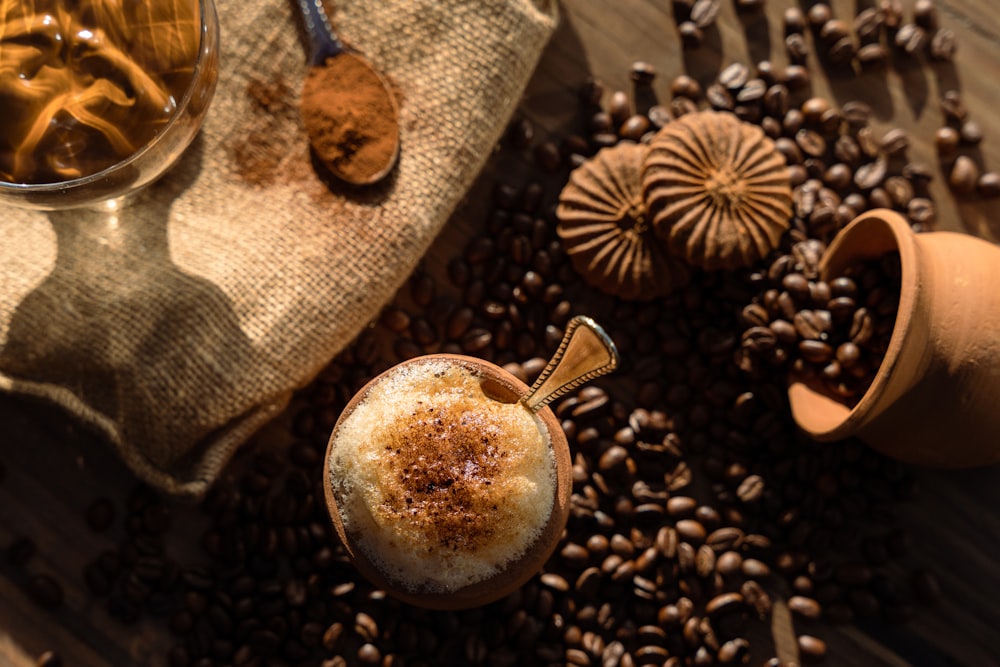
[3,0,1000,665]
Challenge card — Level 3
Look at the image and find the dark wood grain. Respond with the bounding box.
[3,1,1000,665]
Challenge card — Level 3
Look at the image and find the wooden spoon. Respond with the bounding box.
[296,0,400,185]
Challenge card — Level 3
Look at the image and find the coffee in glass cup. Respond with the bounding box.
[0,0,219,209]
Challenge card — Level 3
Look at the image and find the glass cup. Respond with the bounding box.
[0,0,220,211]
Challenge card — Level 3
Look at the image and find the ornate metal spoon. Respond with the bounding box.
[522,315,620,412]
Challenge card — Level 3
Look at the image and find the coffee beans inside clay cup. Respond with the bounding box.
[737,245,902,405]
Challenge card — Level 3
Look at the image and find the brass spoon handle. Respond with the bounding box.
[522,316,619,413]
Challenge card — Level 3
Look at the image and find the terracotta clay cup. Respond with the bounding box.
[788,208,1000,468]
[323,317,617,609]
[323,354,571,610]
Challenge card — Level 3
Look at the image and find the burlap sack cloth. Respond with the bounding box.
[0,0,558,496]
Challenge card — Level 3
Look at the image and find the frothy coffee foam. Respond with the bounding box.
[328,358,555,594]
[0,0,200,184]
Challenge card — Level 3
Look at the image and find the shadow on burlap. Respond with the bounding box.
[0,0,558,496]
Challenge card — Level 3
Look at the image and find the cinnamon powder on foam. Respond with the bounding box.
[328,359,555,593]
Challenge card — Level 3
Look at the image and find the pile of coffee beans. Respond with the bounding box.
[59,172,928,666]
[735,246,902,403]
[782,0,960,68]
[10,3,992,666]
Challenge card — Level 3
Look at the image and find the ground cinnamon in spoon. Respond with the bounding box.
[300,52,399,185]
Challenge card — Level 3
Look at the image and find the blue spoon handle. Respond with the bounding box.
[297,0,346,65]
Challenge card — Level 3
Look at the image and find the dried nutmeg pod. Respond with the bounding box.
[643,110,793,271]
[556,143,690,300]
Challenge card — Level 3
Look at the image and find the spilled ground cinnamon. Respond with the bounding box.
[300,52,399,185]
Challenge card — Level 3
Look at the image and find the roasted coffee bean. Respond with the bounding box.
[842,100,872,126]
[914,0,938,30]
[740,580,772,618]
[506,117,535,150]
[578,76,605,106]
[940,90,969,123]
[763,84,789,118]
[736,474,764,502]
[769,319,798,346]
[977,172,1000,198]
[929,27,957,60]
[675,519,707,543]
[800,97,830,125]
[736,78,767,104]
[670,75,702,101]
[894,23,928,55]
[719,63,750,91]
[824,163,853,192]
[588,111,614,135]
[608,90,631,124]
[934,126,960,157]
[807,3,832,29]
[819,18,850,44]
[629,61,657,86]
[881,128,910,156]
[833,136,861,167]
[670,95,699,120]
[667,496,698,518]
[742,326,778,353]
[857,43,889,68]
[706,83,734,111]
[793,310,831,340]
[620,115,650,141]
[784,109,804,136]
[881,0,904,29]
[678,21,704,49]
[854,157,888,190]
[949,156,979,194]
[788,595,822,619]
[884,176,914,208]
[696,544,716,577]
[784,65,810,89]
[691,0,721,28]
[35,651,62,667]
[534,141,562,171]
[798,635,828,663]
[784,7,806,34]
[795,129,826,158]
[854,8,884,44]
[960,120,984,146]
[827,36,857,65]
[740,303,769,328]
